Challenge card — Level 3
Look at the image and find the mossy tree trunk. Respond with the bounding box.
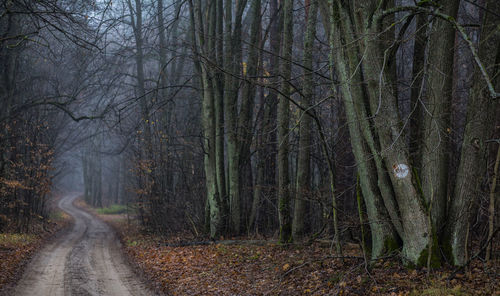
[329,0,399,259]
[447,0,500,266]
[189,0,225,238]
[326,0,434,265]
[358,1,432,265]
[420,0,459,232]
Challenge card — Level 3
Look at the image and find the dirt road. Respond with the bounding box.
[13,194,155,296]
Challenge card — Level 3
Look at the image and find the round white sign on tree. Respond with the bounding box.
[393,163,409,179]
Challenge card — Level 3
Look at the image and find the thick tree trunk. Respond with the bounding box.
[330,0,399,258]
[351,1,432,265]
[240,0,261,232]
[420,0,459,232]
[278,0,294,244]
[223,0,238,234]
[447,0,500,266]
[223,0,247,234]
[189,0,225,238]
[409,12,427,164]
[210,0,228,233]
[293,0,317,240]
[202,68,223,238]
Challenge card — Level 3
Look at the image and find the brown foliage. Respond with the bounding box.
[104,219,499,296]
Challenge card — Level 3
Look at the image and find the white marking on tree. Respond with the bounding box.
[393,164,409,179]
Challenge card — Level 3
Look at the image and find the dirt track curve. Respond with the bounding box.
[13,194,155,296]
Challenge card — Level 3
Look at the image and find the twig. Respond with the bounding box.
[264,254,364,296]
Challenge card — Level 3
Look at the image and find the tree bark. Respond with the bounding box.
[189,0,225,238]
[210,0,228,234]
[240,0,261,232]
[420,0,459,232]
[330,0,399,258]
[293,0,318,240]
[486,143,500,261]
[447,0,500,266]
[223,0,248,234]
[352,1,432,265]
[278,0,294,244]
[409,12,427,164]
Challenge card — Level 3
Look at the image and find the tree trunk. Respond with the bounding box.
[447,0,500,265]
[278,0,294,244]
[486,143,500,261]
[157,0,175,197]
[240,0,261,232]
[293,0,317,240]
[409,12,427,164]
[351,1,432,265]
[210,0,228,234]
[189,0,225,238]
[420,0,459,232]
[330,0,399,258]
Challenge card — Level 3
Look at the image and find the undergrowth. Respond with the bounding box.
[96,204,128,215]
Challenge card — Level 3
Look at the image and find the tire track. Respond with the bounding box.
[13,194,154,296]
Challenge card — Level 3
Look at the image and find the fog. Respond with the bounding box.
[1,0,498,269]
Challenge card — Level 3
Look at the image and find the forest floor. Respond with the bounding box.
[0,199,71,292]
[81,204,499,296]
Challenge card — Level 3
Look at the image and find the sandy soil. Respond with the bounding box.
[13,194,155,296]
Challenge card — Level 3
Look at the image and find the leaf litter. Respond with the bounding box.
[100,216,498,296]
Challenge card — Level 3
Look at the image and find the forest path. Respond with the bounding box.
[13,194,154,296]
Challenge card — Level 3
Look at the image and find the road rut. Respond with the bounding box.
[13,194,154,296]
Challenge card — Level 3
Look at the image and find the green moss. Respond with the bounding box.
[279,196,286,212]
[409,280,467,296]
[356,174,369,258]
[96,204,128,215]
[417,232,441,268]
[416,0,438,7]
[49,211,64,220]
[215,244,229,255]
[383,236,400,253]
[412,167,429,210]
[0,233,37,247]
[126,240,138,247]
[278,189,292,244]
[279,224,293,245]
[404,260,417,269]
[417,247,440,268]
[327,272,344,286]
[441,237,455,266]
